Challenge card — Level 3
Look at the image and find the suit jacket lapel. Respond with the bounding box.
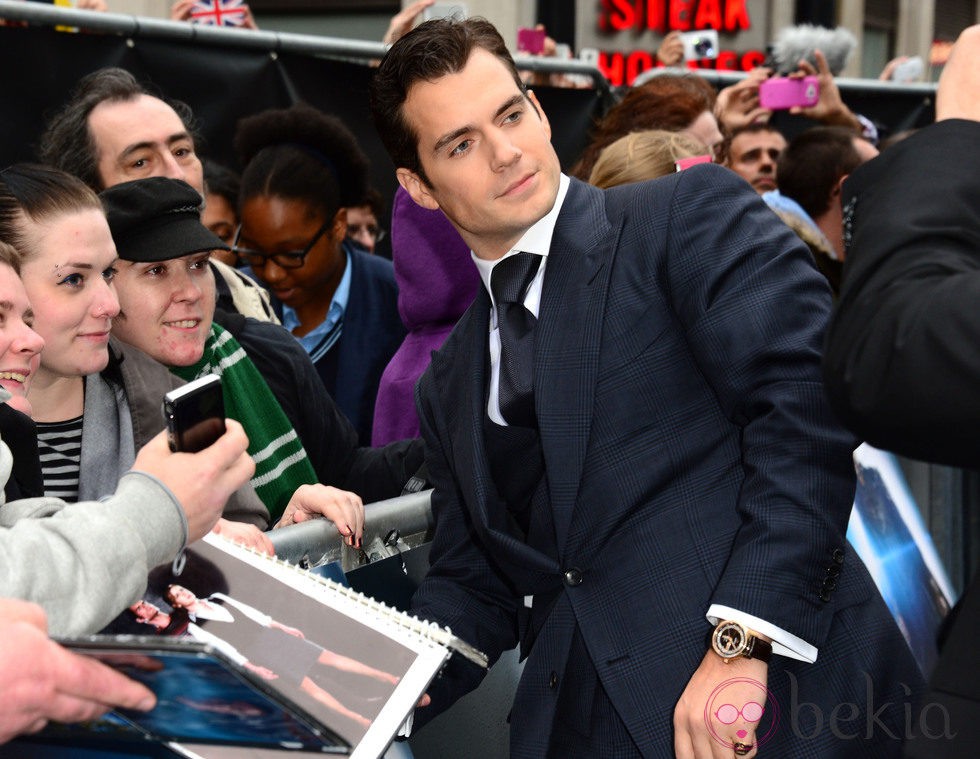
[536,180,618,552]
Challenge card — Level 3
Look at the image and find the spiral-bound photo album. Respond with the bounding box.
[44,533,487,759]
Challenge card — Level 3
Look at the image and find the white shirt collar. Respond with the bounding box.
[473,173,570,300]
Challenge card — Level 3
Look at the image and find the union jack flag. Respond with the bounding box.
[189,0,249,27]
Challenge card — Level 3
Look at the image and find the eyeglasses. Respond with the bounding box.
[232,220,330,270]
[346,224,387,245]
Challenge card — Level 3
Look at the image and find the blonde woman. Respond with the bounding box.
[588,129,710,189]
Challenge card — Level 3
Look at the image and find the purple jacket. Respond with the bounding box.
[371,188,480,446]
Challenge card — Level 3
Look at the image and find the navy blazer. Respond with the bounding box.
[411,168,923,757]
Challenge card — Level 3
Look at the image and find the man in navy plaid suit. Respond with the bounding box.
[370,17,925,759]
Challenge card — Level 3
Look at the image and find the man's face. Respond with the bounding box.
[344,204,380,254]
[727,130,787,194]
[88,94,205,194]
[396,48,562,261]
[110,252,216,368]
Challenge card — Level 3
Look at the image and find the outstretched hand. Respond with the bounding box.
[788,49,861,131]
[275,484,365,548]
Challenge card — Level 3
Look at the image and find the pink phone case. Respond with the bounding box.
[758,76,820,110]
[517,27,546,54]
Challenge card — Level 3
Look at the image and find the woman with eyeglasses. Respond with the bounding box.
[233,104,404,445]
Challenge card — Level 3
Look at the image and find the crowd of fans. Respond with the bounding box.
[0,2,973,757]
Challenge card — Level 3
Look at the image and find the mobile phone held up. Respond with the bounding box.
[163,374,226,453]
[758,76,820,110]
[517,27,546,55]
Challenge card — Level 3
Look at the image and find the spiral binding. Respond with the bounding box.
[209,533,488,668]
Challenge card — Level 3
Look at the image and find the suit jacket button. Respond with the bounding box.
[832,548,845,565]
[549,671,559,689]
[820,589,833,602]
[564,568,583,587]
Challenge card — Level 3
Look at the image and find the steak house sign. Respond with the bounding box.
[595,0,767,86]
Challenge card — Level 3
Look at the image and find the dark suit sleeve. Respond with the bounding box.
[407,363,520,726]
[234,316,423,502]
[824,119,980,468]
[660,165,858,645]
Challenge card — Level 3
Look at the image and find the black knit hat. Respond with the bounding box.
[100,177,230,262]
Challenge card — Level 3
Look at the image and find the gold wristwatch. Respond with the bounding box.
[711,620,772,664]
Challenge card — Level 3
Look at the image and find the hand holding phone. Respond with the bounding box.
[163,374,226,453]
[758,76,820,110]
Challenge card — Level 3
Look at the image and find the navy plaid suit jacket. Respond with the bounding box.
[411,167,923,757]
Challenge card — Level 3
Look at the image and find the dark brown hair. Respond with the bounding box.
[37,68,199,191]
[570,73,718,180]
[777,126,866,219]
[0,164,103,265]
[369,17,526,186]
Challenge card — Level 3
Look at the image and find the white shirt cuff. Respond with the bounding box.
[707,604,817,663]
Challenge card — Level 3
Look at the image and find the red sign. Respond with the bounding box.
[599,0,751,34]
[597,48,766,87]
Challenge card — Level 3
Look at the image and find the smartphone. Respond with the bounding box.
[680,29,719,61]
[163,374,226,453]
[188,1,251,27]
[421,3,467,22]
[517,27,546,55]
[758,76,820,110]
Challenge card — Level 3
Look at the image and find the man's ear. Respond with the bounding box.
[396,168,440,211]
[526,89,552,141]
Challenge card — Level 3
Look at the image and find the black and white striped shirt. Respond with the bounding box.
[36,416,83,501]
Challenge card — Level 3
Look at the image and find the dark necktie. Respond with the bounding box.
[490,252,542,427]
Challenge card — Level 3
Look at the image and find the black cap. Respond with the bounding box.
[100,177,230,262]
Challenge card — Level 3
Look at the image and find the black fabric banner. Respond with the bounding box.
[0,24,934,222]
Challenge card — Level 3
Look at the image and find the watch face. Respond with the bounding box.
[713,621,748,659]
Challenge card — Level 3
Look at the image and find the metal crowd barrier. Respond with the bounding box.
[270,488,434,573]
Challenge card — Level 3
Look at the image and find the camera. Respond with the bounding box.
[680,30,719,61]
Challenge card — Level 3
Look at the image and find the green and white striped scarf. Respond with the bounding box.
[170,323,316,522]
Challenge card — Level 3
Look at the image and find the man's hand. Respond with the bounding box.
[674,650,768,759]
[788,49,862,131]
[937,25,980,122]
[0,599,156,745]
[169,0,196,21]
[383,0,434,46]
[274,484,364,548]
[210,517,274,556]
[131,420,254,543]
[715,68,773,133]
[657,31,685,67]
